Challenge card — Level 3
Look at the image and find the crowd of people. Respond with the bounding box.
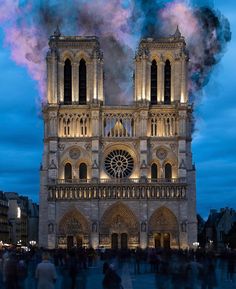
[0,246,235,289]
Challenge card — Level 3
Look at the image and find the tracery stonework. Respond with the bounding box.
[39,29,197,250]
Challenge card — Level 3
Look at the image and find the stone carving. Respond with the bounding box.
[170,143,177,152]
[141,222,146,232]
[179,159,186,169]
[85,143,91,151]
[92,222,98,233]
[48,223,54,234]
[49,159,57,169]
[92,159,98,169]
[156,148,167,160]
[69,148,80,160]
[58,143,65,151]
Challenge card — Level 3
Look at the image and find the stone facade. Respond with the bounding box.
[39,29,197,249]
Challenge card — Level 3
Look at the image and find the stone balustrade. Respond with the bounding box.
[48,178,187,201]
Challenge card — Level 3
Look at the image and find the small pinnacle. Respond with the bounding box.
[54,25,61,37]
[174,25,181,38]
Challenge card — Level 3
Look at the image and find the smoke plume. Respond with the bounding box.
[0,0,231,104]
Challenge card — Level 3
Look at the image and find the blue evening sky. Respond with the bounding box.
[0,0,235,218]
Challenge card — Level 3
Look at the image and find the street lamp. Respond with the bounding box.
[29,240,36,246]
[193,242,199,250]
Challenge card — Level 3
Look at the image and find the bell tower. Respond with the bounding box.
[46,30,104,105]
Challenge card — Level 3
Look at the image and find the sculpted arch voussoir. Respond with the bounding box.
[58,208,90,235]
[148,206,178,232]
[100,202,139,232]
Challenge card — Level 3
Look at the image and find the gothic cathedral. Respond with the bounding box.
[39,28,197,250]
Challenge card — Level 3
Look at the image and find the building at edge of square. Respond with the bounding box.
[39,27,197,250]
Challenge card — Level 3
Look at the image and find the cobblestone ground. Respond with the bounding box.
[1,257,234,289]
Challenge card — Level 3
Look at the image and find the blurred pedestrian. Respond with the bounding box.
[68,250,78,289]
[17,259,28,289]
[35,252,57,289]
[4,252,18,289]
[103,262,122,289]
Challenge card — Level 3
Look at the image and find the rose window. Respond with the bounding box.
[104,150,134,178]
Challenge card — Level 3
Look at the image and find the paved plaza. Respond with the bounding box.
[1,253,235,289]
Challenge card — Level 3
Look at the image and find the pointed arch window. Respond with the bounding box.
[64,59,72,104]
[164,60,171,104]
[165,163,172,180]
[79,163,87,180]
[151,60,157,104]
[79,59,87,104]
[151,163,158,181]
[65,163,72,181]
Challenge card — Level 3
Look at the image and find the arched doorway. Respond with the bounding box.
[67,236,74,250]
[58,209,89,249]
[111,233,118,250]
[163,233,170,248]
[121,233,128,249]
[154,233,161,248]
[100,202,139,249]
[149,207,178,248]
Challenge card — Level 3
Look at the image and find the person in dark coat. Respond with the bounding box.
[103,262,122,289]
[68,250,78,289]
[4,252,18,289]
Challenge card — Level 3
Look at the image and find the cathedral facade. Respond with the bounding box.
[39,28,197,250]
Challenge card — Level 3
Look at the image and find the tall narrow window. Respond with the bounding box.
[79,59,86,104]
[151,60,157,104]
[151,163,158,181]
[64,59,72,104]
[64,163,72,180]
[165,163,172,180]
[164,60,171,104]
[79,163,87,180]
[151,118,157,136]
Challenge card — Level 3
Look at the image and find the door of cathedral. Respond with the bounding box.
[67,236,74,249]
[76,236,82,248]
[111,233,118,249]
[154,233,161,248]
[163,233,170,248]
[121,233,128,249]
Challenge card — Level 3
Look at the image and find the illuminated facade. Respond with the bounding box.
[39,28,197,249]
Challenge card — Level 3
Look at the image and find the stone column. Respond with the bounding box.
[135,60,142,102]
[91,109,100,179]
[52,53,57,104]
[98,60,104,103]
[142,58,146,100]
[93,58,98,102]
[146,60,151,102]
[58,61,64,103]
[181,58,187,103]
[171,61,174,103]
[46,55,52,103]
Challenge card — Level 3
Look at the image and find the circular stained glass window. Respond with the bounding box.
[104,150,134,178]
